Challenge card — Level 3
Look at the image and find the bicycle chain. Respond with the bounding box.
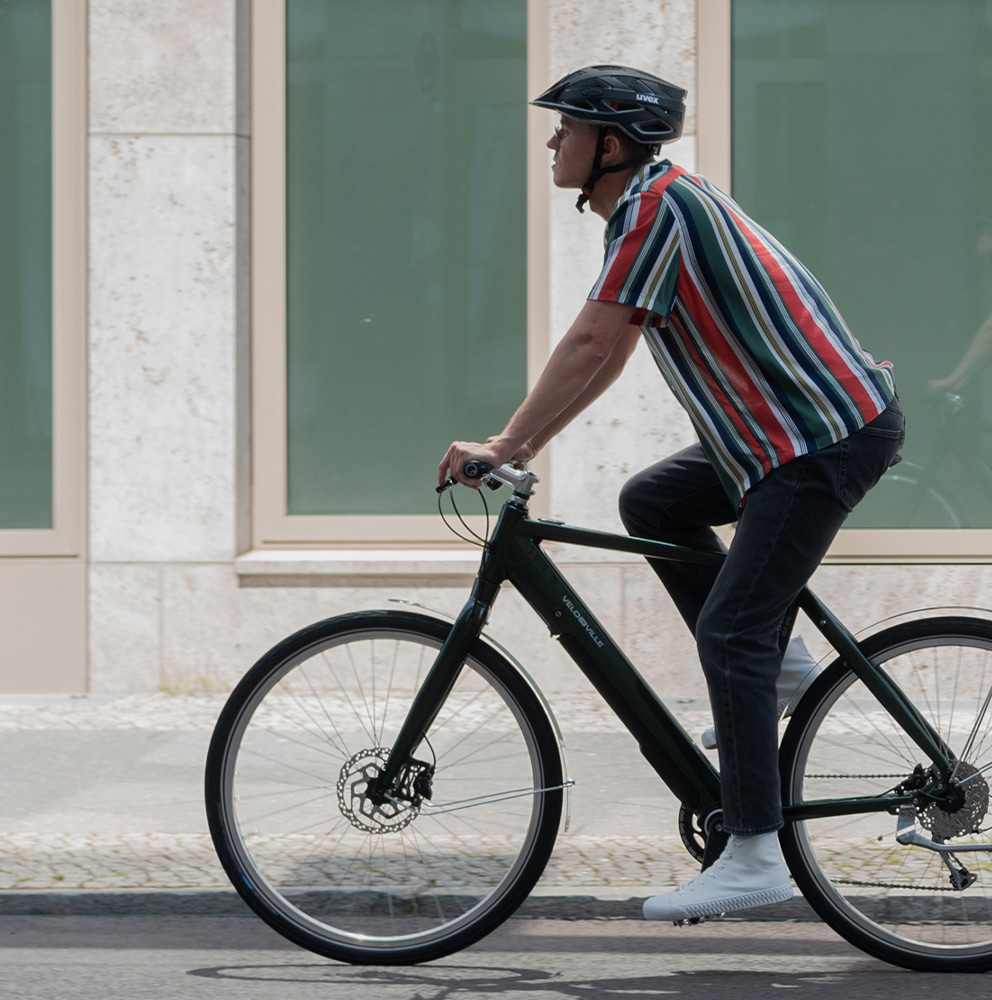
[834,878,960,891]
[805,773,906,780]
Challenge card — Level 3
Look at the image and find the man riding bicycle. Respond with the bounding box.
[439,64,903,923]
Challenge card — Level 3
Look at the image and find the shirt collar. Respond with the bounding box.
[613,158,674,213]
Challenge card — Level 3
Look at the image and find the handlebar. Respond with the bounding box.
[463,460,493,480]
[437,462,541,501]
[471,462,540,499]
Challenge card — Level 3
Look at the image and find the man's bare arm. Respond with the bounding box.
[439,300,641,485]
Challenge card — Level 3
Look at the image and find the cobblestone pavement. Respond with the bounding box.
[0,692,713,899]
[0,831,701,894]
[0,693,233,733]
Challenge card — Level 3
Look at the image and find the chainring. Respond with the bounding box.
[678,805,707,863]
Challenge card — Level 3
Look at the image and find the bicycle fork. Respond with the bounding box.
[369,578,499,808]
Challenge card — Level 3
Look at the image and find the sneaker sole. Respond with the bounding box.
[643,883,794,921]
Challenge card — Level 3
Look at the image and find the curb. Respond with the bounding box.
[0,889,247,917]
[0,888,819,921]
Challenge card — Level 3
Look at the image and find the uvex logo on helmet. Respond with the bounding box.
[636,92,660,105]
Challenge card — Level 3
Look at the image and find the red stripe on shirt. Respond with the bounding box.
[670,312,774,476]
[724,206,879,417]
[597,166,686,301]
[676,268,797,466]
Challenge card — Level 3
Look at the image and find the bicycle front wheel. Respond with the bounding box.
[204,610,564,964]
[781,616,992,971]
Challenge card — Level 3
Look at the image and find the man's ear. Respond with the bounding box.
[601,132,626,166]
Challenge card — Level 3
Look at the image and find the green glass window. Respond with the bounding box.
[733,0,992,528]
[0,0,52,529]
[285,0,527,516]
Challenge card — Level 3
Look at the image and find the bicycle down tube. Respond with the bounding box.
[381,497,723,821]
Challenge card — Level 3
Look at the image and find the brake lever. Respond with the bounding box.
[435,475,500,494]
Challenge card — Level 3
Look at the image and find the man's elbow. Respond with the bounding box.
[568,335,612,372]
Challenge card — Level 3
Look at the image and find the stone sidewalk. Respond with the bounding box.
[0,691,725,914]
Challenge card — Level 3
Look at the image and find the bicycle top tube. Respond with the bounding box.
[469,462,726,568]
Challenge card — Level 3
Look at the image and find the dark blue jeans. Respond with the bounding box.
[619,398,905,835]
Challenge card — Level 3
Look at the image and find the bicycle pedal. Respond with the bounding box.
[672,913,725,927]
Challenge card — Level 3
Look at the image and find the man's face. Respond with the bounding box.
[547,116,598,190]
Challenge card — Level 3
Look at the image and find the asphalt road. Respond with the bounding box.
[2,913,978,1000]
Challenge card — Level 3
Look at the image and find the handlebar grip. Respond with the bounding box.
[463,460,493,480]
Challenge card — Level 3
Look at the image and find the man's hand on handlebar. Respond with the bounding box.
[437,438,536,489]
[438,441,503,489]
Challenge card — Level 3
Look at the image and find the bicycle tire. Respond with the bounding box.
[780,616,992,971]
[204,610,564,964]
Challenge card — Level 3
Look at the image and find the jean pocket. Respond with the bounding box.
[838,405,906,511]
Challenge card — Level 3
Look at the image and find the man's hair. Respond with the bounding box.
[565,118,657,161]
[607,126,658,162]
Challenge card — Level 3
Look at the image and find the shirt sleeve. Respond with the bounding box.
[588,188,681,324]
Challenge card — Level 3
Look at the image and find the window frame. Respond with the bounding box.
[250,0,549,549]
[0,0,86,558]
[698,0,992,562]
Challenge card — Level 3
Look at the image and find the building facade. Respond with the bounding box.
[4,0,992,695]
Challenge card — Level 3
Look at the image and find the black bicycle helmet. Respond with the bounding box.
[533,65,686,146]
[532,65,687,211]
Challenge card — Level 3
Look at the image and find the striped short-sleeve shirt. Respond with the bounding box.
[589,160,896,504]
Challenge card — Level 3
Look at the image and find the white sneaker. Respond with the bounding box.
[700,637,820,750]
[643,832,793,922]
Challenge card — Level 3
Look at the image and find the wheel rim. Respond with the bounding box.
[215,626,559,952]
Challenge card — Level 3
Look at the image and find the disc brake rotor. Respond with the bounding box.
[337,748,418,834]
[919,761,990,840]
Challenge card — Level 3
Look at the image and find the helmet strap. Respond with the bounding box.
[575,127,608,213]
[575,127,654,213]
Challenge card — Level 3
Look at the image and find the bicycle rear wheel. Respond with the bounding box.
[204,610,563,964]
[780,616,992,971]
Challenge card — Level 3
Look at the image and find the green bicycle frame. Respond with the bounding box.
[378,494,953,828]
